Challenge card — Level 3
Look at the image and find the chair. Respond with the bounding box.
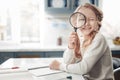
[114,67,120,80]
[113,57,120,69]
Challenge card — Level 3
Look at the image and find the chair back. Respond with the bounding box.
[114,67,120,80]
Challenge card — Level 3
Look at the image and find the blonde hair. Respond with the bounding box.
[75,3,103,29]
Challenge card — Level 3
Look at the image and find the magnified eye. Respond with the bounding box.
[79,18,85,21]
[69,12,86,32]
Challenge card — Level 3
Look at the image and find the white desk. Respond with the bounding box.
[0,58,84,80]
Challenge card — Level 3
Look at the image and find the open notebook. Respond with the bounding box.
[0,64,49,75]
[0,68,28,74]
[0,63,62,76]
[29,67,63,77]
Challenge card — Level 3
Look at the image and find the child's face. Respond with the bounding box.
[77,7,98,36]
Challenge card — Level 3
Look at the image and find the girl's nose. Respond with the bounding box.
[85,19,90,26]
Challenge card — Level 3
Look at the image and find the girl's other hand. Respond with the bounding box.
[49,60,60,70]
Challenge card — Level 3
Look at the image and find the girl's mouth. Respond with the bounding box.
[82,26,92,30]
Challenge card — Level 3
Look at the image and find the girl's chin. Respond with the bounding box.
[83,33,91,36]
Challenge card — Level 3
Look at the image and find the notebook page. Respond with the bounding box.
[29,67,63,77]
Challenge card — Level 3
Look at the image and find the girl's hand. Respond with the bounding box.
[49,60,60,70]
[68,32,79,49]
[68,32,81,58]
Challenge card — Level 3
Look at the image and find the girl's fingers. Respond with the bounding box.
[68,32,80,49]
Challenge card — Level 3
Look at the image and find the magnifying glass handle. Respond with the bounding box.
[74,27,77,32]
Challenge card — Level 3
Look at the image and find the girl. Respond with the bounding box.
[49,3,114,80]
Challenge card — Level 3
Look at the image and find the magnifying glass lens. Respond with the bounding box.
[70,12,86,29]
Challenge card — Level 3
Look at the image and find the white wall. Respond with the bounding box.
[100,0,120,39]
[40,17,73,47]
[40,0,120,48]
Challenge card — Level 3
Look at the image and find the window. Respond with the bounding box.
[0,0,44,44]
[94,0,120,48]
[100,0,120,39]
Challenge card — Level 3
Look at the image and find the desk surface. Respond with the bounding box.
[0,58,62,68]
[0,58,84,80]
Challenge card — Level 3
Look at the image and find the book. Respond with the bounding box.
[29,67,63,77]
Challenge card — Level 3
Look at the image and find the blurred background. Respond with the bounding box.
[0,0,120,64]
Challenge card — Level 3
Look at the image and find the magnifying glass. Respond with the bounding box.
[69,12,86,32]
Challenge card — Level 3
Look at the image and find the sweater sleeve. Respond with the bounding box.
[60,34,108,74]
[63,48,75,64]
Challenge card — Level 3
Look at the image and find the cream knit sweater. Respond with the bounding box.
[60,32,114,80]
